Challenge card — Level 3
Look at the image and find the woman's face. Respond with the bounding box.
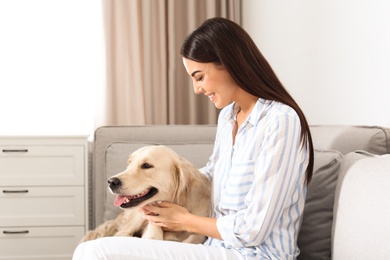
[183,58,239,109]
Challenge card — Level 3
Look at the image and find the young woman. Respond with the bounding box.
[73,17,313,260]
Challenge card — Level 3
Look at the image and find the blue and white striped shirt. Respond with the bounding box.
[200,99,309,259]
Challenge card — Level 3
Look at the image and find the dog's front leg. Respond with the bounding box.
[141,222,164,240]
[115,221,141,237]
[114,212,146,237]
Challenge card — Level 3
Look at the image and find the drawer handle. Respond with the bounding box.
[3,230,29,234]
[3,190,29,193]
[2,149,29,153]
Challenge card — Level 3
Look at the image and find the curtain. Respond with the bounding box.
[100,0,241,126]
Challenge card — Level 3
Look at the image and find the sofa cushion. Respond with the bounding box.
[310,125,390,155]
[332,151,390,260]
[297,149,343,260]
[103,142,214,222]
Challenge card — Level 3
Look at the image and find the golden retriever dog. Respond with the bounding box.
[81,145,211,244]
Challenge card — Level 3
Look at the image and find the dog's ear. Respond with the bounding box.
[172,159,191,206]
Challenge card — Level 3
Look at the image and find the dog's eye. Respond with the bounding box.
[141,163,153,169]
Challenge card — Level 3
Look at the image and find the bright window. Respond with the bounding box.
[0,0,104,135]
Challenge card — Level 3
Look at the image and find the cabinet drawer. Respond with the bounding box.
[0,186,84,226]
[0,226,84,260]
[0,145,84,186]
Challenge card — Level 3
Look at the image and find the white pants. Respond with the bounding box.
[73,237,245,260]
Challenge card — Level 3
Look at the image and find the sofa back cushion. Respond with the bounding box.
[297,149,343,260]
[310,125,390,155]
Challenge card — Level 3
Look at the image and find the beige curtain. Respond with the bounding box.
[100,0,241,126]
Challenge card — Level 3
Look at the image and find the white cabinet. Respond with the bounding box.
[0,136,88,260]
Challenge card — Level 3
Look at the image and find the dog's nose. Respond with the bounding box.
[108,177,121,190]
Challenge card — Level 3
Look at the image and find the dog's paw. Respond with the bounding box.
[79,231,99,243]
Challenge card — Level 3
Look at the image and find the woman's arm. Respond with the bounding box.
[141,201,222,240]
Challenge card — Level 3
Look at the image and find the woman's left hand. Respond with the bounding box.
[140,201,191,232]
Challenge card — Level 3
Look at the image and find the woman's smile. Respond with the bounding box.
[206,93,215,102]
[182,58,239,109]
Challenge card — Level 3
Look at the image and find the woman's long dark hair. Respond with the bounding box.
[181,17,314,185]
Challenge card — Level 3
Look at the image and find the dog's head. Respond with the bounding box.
[108,145,190,209]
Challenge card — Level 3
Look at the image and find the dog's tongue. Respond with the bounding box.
[114,195,128,206]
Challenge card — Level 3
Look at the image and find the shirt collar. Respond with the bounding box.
[224,99,272,126]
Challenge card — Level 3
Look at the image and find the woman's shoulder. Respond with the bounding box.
[266,100,299,119]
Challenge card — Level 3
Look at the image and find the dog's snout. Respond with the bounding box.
[108,177,121,190]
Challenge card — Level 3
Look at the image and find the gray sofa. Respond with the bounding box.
[89,125,390,260]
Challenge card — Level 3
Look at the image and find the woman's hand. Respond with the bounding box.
[140,201,190,232]
[140,201,222,240]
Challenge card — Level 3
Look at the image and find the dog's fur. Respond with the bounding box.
[81,145,211,244]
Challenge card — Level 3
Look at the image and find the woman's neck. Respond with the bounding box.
[234,94,258,127]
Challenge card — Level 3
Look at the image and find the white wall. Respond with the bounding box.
[0,0,104,135]
[242,0,390,127]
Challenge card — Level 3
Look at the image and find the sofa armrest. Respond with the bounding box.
[332,151,390,260]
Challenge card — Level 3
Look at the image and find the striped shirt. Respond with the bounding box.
[200,99,309,260]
